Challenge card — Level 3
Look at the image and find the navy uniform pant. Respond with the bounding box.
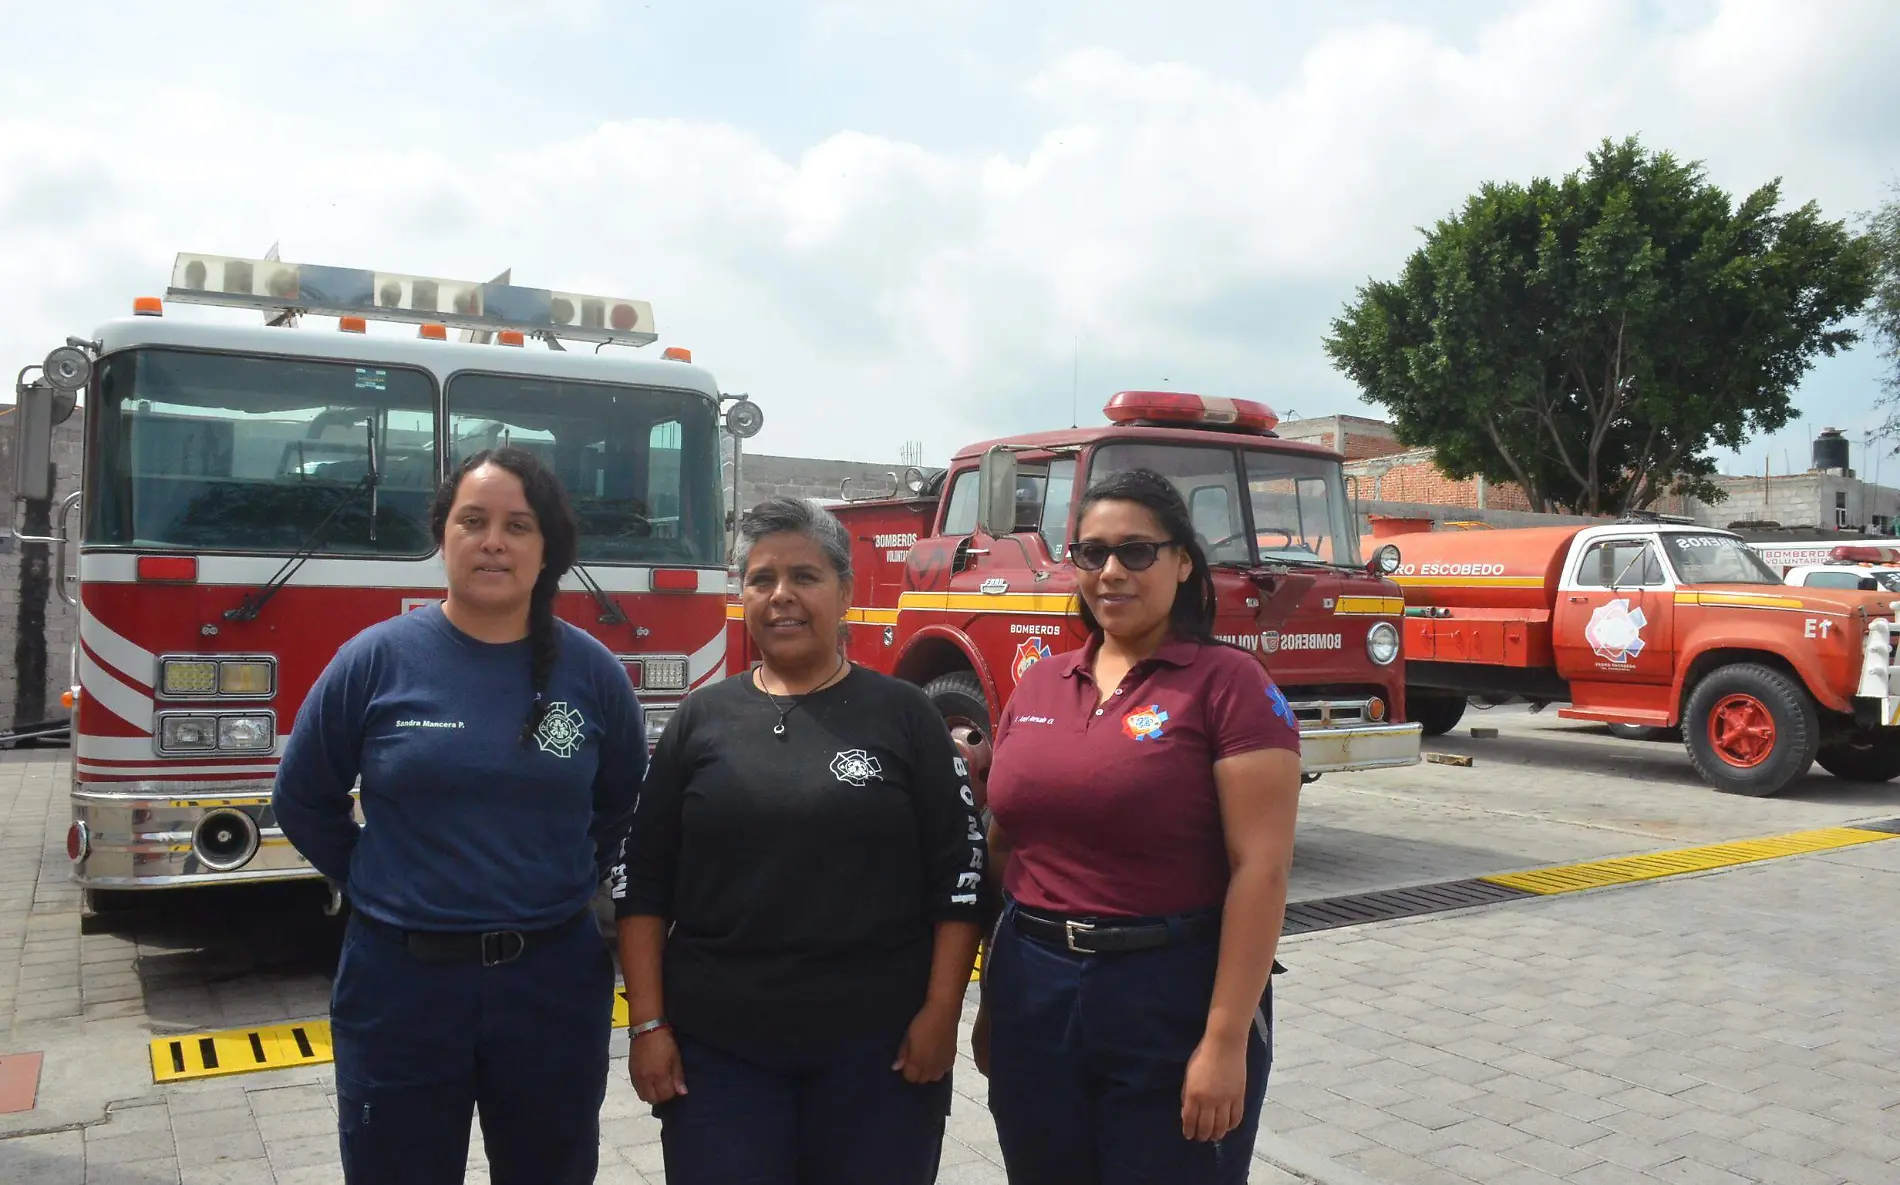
[654,1028,953,1185]
[329,910,614,1185]
[985,902,1273,1185]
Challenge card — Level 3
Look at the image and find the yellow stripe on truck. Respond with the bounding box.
[1390,576,1546,588]
[1334,596,1405,615]
[899,592,1078,614]
[730,597,1068,619]
[1673,592,1808,610]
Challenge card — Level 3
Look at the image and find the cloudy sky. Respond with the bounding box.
[3,0,1896,477]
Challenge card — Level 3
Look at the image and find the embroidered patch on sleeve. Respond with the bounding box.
[1266,684,1299,732]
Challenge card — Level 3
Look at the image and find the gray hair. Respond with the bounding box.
[733,496,854,580]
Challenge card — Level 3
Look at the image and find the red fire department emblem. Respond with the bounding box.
[1012,637,1052,680]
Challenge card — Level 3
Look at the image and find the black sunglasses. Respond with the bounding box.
[1069,540,1178,572]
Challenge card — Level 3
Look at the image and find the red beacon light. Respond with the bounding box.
[1102,390,1279,434]
[1829,544,1898,565]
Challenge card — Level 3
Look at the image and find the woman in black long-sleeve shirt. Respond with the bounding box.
[612,495,985,1185]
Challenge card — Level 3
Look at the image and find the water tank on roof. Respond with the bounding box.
[1813,427,1850,474]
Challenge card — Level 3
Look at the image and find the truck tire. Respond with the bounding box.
[1683,664,1818,797]
[1606,723,1671,742]
[1409,693,1467,737]
[925,671,994,815]
[1815,738,1900,783]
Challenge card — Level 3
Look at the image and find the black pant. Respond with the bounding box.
[329,911,614,1185]
[654,1029,953,1185]
[986,901,1273,1184]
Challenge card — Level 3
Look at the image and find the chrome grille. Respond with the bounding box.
[1289,698,1378,729]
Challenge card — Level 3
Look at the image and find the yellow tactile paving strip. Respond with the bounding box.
[1481,826,1896,895]
[152,1020,335,1084]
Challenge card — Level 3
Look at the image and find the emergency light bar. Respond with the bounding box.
[1830,544,1900,565]
[165,253,658,347]
[1103,390,1279,434]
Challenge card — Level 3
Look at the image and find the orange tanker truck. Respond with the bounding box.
[1382,517,1900,797]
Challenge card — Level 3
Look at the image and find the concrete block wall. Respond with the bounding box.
[0,406,84,729]
[720,436,935,512]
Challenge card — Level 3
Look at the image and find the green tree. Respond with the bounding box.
[1869,183,1900,414]
[1324,137,1876,515]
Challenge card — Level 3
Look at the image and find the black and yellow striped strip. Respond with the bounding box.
[150,960,988,1082]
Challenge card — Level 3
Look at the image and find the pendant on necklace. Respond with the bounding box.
[773,722,786,737]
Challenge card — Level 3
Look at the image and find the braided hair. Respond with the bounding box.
[429,447,581,746]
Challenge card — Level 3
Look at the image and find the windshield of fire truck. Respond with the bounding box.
[1088,443,1359,568]
[87,348,438,554]
[446,373,723,565]
[1661,533,1784,585]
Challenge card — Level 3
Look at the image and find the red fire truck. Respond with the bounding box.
[725,391,1423,787]
[6,251,762,918]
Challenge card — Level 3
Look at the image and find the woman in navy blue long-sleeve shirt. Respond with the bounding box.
[273,447,646,1185]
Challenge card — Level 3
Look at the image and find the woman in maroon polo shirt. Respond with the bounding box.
[973,467,1303,1185]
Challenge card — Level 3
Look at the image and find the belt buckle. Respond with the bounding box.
[481,930,526,966]
[1063,919,1095,953]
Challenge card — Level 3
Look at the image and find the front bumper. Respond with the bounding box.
[1854,613,1900,729]
[1299,722,1423,773]
[71,782,355,890]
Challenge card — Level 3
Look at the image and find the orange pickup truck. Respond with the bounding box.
[1383,519,1900,796]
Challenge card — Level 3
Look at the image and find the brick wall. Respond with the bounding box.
[0,406,84,729]
[1345,447,1535,512]
[1338,432,1412,462]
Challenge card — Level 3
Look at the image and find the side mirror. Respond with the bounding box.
[12,381,58,503]
[722,397,763,439]
[12,344,90,503]
[976,446,1018,538]
[1369,543,1402,575]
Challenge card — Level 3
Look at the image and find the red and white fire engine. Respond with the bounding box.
[6,252,762,918]
[726,390,1424,790]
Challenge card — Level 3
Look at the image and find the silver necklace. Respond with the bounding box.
[758,657,848,738]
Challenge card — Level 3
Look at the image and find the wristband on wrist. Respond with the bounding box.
[629,1017,671,1041]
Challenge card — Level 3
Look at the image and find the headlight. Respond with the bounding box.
[160,660,219,697]
[158,712,274,754]
[643,707,675,748]
[158,655,277,698]
[218,660,274,696]
[640,658,689,692]
[160,715,218,751]
[1367,621,1400,665]
[217,715,275,750]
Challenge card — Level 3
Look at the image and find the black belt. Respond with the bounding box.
[354,908,590,967]
[1011,905,1219,955]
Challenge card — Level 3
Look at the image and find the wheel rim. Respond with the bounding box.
[1707,693,1777,768]
[945,715,992,798]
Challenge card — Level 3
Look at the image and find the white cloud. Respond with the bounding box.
[0,0,1894,471]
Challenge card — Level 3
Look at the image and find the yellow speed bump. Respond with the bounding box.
[1481,826,1895,896]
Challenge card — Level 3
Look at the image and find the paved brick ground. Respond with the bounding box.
[5,716,1900,1183]
[1260,837,1900,1185]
